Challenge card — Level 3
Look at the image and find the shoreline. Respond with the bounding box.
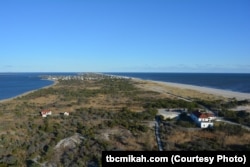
[0,80,57,103]
[159,81,250,100]
[132,78,250,100]
[108,73,250,100]
[1,75,250,104]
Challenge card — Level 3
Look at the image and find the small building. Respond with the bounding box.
[64,112,69,116]
[190,111,214,128]
[41,110,52,117]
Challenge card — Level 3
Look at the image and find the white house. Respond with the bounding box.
[190,111,214,128]
[41,110,52,117]
[64,112,69,116]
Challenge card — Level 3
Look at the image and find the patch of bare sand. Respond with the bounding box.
[230,105,250,113]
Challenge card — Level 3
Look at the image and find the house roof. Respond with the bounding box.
[192,111,213,119]
[41,110,51,115]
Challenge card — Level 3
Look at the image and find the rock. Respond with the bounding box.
[54,133,85,151]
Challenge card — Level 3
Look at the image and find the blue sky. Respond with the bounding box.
[0,0,249,72]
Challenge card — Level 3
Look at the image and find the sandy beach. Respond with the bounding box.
[161,81,250,100]
[133,78,250,100]
[0,80,58,103]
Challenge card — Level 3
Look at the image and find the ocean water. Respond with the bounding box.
[0,73,60,101]
[0,72,81,101]
[105,73,250,94]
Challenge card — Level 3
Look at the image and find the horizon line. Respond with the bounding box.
[1,71,250,74]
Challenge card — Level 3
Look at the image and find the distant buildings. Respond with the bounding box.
[42,73,128,81]
[40,110,70,117]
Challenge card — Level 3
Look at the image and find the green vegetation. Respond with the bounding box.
[160,123,250,151]
[143,99,198,111]
[0,77,159,166]
[175,112,197,128]
[0,75,249,166]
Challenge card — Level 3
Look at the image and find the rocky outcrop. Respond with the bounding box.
[54,133,85,151]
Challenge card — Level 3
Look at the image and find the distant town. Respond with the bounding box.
[41,73,131,81]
